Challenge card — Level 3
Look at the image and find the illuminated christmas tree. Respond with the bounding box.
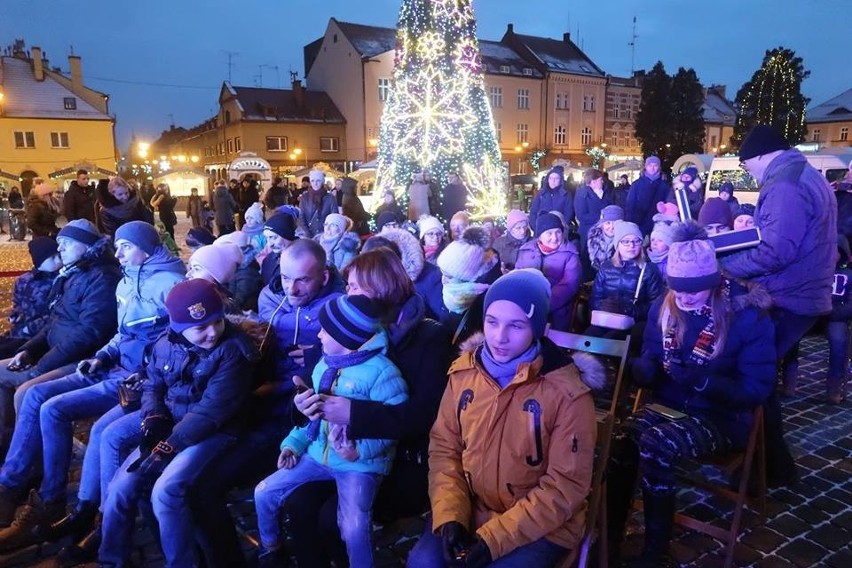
[375,0,506,219]
[732,47,810,148]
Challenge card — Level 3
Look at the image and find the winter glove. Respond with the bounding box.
[598,297,622,313]
[667,363,704,388]
[118,373,145,413]
[129,440,176,476]
[439,521,470,565]
[629,357,660,387]
[139,414,174,455]
[464,536,493,568]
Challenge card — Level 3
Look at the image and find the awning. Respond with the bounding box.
[0,170,19,181]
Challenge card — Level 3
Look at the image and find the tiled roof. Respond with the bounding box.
[807,88,852,124]
[0,56,111,120]
[334,19,398,58]
[702,88,736,125]
[479,40,543,78]
[509,31,605,77]
[229,84,346,123]
[304,37,323,77]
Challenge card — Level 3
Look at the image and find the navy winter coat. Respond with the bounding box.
[574,185,615,248]
[626,175,671,235]
[529,186,574,233]
[590,258,665,322]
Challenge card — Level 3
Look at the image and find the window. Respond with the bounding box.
[50,132,69,148]
[556,93,569,110]
[623,106,632,119]
[710,134,718,149]
[611,132,619,147]
[378,78,391,102]
[583,95,595,111]
[522,68,533,76]
[812,129,821,142]
[489,87,503,109]
[495,122,502,143]
[517,89,530,110]
[612,106,620,119]
[63,97,77,110]
[227,139,234,153]
[266,136,288,152]
[554,125,566,145]
[499,65,510,74]
[13,131,35,148]
[516,123,529,144]
[235,137,242,151]
[841,127,849,142]
[224,110,231,124]
[217,142,224,155]
[581,127,592,146]
[320,137,340,152]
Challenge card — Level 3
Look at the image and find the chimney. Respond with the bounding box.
[68,54,82,92]
[507,23,514,34]
[292,79,304,108]
[563,32,571,43]
[32,46,44,81]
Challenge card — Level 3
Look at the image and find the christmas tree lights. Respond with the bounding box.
[374,0,506,219]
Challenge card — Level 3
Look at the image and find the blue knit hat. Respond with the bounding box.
[535,212,563,236]
[318,295,382,350]
[264,211,297,241]
[484,269,552,338]
[114,221,160,255]
[58,219,100,246]
[187,227,216,248]
[166,279,225,333]
[28,237,58,268]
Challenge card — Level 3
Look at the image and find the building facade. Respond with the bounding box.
[807,88,852,149]
[604,73,643,160]
[0,41,116,195]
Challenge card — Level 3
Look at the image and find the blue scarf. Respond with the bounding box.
[305,347,382,441]
[479,341,541,389]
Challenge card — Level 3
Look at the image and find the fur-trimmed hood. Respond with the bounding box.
[378,226,425,281]
[459,332,608,392]
[727,277,773,312]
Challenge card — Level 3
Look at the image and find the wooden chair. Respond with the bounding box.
[546,328,632,568]
[632,391,767,568]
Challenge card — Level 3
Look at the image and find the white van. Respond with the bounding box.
[704,150,852,206]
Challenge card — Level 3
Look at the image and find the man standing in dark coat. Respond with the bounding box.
[626,156,670,235]
[62,170,96,224]
[440,172,468,222]
[529,166,574,233]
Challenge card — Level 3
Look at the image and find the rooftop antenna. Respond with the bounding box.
[69,45,74,56]
[628,16,638,74]
[168,114,175,129]
[222,50,238,83]
[289,68,298,84]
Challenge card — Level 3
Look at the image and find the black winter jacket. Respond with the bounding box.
[20,238,122,374]
[63,181,96,223]
[590,258,665,321]
[26,195,58,238]
[96,182,153,238]
[141,321,260,451]
[298,190,339,238]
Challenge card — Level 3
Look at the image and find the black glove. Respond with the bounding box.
[129,440,176,476]
[464,536,493,568]
[667,363,703,388]
[598,297,621,313]
[629,357,659,387]
[140,414,174,455]
[439,521,469,565]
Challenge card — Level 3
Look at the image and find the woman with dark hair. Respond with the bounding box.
[97,177,153,238]
[150,183,177,240]
[281,249,454,567]
[607,223,776,566]
[574,168,614,252]
[340,177,370,236]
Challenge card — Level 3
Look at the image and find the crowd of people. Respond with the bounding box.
[0,123,843,568]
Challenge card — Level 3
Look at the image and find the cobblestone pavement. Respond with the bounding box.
[0,225,850,566]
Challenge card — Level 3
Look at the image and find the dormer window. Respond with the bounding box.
[500,65,510,74]
[63,97,77,110]
[522,68,533,76]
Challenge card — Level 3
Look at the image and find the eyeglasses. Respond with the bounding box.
[619,238,643,247]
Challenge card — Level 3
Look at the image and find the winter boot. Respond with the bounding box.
[38,498,97,542]
[0,489,64,551]
[55,520,102,568]
[256,546,287,568]
[825,374,847,404]
[626,490,676,568]
[0,484,24,528]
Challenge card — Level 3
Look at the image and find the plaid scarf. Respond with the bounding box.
[662,304,716,372]
[305,348,382,442]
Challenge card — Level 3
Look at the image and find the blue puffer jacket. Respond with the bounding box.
[281,330,408,475]
[19,238,122,374]
[636,284,776,445]
[94,246,186,373]
[141,320,260,451]
[257,275,343,383]
[720,148,837,316]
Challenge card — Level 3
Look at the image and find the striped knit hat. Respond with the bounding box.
[318,295,382,350]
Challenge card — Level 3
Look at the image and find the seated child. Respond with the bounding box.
[254,295,408,567]
[733,203,756,230]
[647,223,674,279]
[98,279,260,567]
[0,237,61,358]
[243,202,268,259]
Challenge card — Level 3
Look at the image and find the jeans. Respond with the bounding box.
[254,455,382,567]
[77,406,141,505]
[827,321,850,384]
[407,515,568,568]
[0,360,76,446]
[0,371,118,502]
[100,433,235,568]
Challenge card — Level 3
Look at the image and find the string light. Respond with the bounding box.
[374,0,506,219]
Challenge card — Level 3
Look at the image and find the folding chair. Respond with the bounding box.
[632,390,767,568]
[546,328,631,568]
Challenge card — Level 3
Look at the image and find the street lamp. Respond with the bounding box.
[293,147,306,167]
[137,142,150,159]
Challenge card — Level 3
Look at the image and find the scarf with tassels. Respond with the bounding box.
[662,304,716,372]
[305,348,383,442]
